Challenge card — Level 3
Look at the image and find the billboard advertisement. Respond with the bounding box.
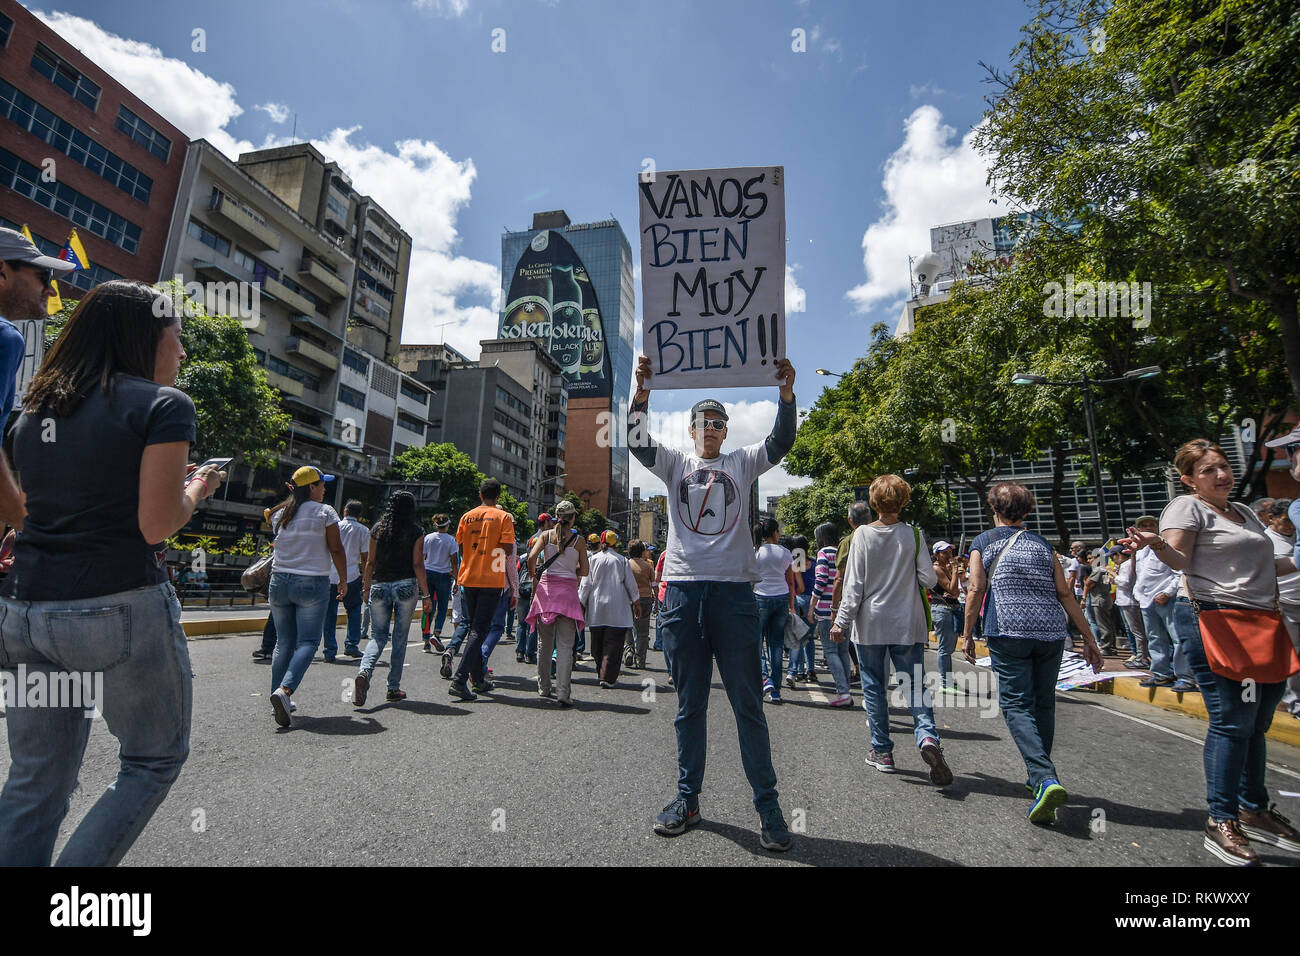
[499,230,610,398]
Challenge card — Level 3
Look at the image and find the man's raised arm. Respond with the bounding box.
[628,354,658,469]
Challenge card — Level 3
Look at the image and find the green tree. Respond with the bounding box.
[498,489,534,541]
[390,442,485,520]
[561,491,612,539]
[776,481,857,540]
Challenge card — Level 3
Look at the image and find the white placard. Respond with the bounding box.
[638,165,785,388]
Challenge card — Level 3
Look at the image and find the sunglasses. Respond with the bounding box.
[694,417,727,431]
[1286,442,1300,457]
[12,261,53,286]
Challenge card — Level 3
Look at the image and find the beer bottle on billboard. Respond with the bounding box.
[501,231,552,340]
[550,263,583,375]
[575,265,605,375]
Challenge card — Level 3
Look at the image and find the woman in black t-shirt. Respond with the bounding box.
[0,280,225,866]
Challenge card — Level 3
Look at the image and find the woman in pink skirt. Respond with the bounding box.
[526,499,589,706]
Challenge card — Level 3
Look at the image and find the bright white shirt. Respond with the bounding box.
[422,531,458,573]
[1065,556,1084,597]
[330,516,370,584]
[579,549,639,627]
[753,542,793,597]
[271,501,340,577]
[1131,546,1180,608]
[834,522,937,646]
[649,440,775,584]
[1266,528,1300,606]
[1113,557,1137,607]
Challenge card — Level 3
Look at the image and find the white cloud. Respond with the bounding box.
[908,83,946,99]
[411,0,469,15]
[785,264,806,313]
[257,102,291,124]
[31,10,499,360]
[627,401,813,502]
[845,105,998,313]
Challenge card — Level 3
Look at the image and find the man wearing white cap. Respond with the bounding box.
[0,228,75,529]
[1264,425,1300,716]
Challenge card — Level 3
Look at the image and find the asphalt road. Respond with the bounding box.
[7,619,1300,867]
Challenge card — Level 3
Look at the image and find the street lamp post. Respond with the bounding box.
[815,368,845,378]
[1011,366,1161,542]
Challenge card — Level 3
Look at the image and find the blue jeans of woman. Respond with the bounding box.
[789,594,815,673]
[269,573,330,693]
[360,578,418,690]
[482,590,511,665]
[818,618,854,695]
[1174,597,1288,821]
[856,642,938,753]
[986,636,1064,789]
[0,582,191,866]
[516,590,536,658]
[932,603,959,687]
[424,570,453,635]
[323,576,363,659]
[756,595,789,688]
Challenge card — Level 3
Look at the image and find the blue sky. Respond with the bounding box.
[31,0,1030,498]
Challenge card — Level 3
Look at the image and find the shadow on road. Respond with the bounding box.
[354,700,473,718]
[277,715,388,736]
[697,818,961,866]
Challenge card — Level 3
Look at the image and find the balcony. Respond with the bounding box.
[353,292,390,327]
[288,312,342,344]
[262,275,318,316]
[362,227,398,262]
[210,190,281,251]
[263,369,304,397]
[300,256,348,299]
[284,336,339,371]
[239,312,267,336]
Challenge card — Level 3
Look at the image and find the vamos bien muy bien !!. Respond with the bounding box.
[638,166,786,389]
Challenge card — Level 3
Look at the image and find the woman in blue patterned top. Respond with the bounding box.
[961,482,1103,826]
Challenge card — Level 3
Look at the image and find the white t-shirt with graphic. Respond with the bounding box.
[650,441,774,584]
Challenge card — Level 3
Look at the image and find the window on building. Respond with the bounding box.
[399,380,426,405]
[0,11,13,47]
[337,384,366,410]
[187,219,231,256]
[254,348,321,392]
[342,349,370,375]
[114,105,171,162]
[0,148,141,253]
[30,43,101,111]
[397,412,425,434]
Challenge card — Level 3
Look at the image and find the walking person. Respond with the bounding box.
[421,514,458,652]
[479,513,520,672]
[1082,550,1120,655]
[1113,550,1149,668]
[788,534,817,684]
[1123,439,1300,865]
[583,531,639,687]
[832,502,871,683]
[630,354,798,851]
[352,491,432,705]
[526,499,588,705]
[962,482,1103,824]
[754,518,795,703]
[1262,498,1300,718]
[624,539,656,670]
[1132,515,1195,690]
[515,513,549,664]
[0,280,222,865]
[447,480,516,700]
[323,500,370,661]
[931,540,962,693]
[266,466,349,727]
[832,475,953,786]
[810,522,853,707]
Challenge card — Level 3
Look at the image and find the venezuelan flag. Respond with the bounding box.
[60,229,89,271]
[18,224,62,315]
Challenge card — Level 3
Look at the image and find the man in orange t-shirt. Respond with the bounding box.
[449,478,516,699]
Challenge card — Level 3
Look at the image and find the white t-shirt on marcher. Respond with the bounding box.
[330,516,370,584]
[422,531,458,573]
[271,500,340,577]
[650,440,776,584]
[1267,528,1300,607]
[754,543,793,597]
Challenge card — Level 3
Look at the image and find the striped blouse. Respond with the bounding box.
[809,546,838,619]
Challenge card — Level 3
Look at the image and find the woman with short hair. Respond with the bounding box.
[811,522,853,706]
[753,518,795,703]
[1122,440,1300,865]
[963,481,1102,824]
[833,475,952,784]
[0,280,225,865]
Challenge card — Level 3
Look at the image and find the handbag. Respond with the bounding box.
[913,524,932,632]
[1188,593,1300,683]
[783,610,810,650]
[979,528,1027,622]
[242,551,273,594]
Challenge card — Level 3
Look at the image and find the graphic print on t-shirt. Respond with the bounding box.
[677,467,741,536]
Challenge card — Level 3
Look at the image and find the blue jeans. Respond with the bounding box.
[789,595,813,673]
[933,603,959,686]
[0,582,191,866]
[447,618,470,653]
[660,581,780,814]
[516,590,536,657]
[482,590,511,665]
[1175,598,1288,820]
[652,597,664,651]
[360,579,418,690]
[423,570,453,636]
[1142,600,1192,681]
[756,595,789,688]
[269,573,331,693]
[818,618,854,695]
[453,586,501,685]
[856,642,938,754]
[323,577,363,658]
[986,637,1064,789]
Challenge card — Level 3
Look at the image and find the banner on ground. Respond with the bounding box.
[637,165,785,388]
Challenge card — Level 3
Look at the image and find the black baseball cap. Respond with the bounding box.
[690,399,728,421]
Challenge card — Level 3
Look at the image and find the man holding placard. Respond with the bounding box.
[628,353,798,852]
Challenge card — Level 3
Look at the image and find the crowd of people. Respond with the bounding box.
[0,252,1297,866]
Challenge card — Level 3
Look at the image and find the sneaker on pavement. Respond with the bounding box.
[1139,675,1176,688]
[251,649,271,661]
[427,635,445,652]
[865,750,896,773]
[1170,679,1199,693]
[289,699,296,713]
[526,655,538,665]
[653,796,701,837]
[271,688,292,728]
[1028,779,1068,824]
[828,693,853,707]
[920,738,954,786]
[759,808,794,852]
[344,647,363,658]
[1238,804,1300,853]
[422,639,432,653]
[386,688,407,702]
[764,691,782,704]
[471,678,494,693]
[439,652,453,680]
[353,673,369,707]
[1204,818,1258,866]
[448,680,477,701]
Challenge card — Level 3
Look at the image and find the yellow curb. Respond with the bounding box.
[926,638,1300,748]
[183,608,423,637]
